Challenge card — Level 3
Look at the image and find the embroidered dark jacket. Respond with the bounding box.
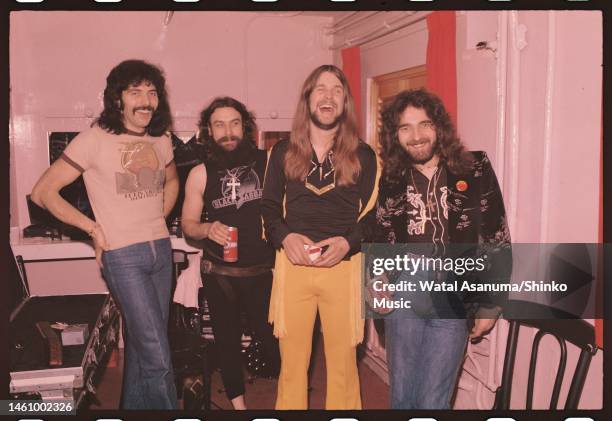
[367,151,512,317]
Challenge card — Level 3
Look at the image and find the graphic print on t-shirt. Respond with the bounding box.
[212,164,262,210]
[115,142,165,200]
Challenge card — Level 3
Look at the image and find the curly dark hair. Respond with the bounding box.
[197,96,258,160]
[379,88,473,183]
[94,59,172,137]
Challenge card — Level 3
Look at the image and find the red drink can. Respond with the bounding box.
[224,226,238,262]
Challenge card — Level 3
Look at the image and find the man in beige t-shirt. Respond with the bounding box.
[61,125,174,250]
[31,59,179,409]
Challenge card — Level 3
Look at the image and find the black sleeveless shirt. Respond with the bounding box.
[202,149,275,268]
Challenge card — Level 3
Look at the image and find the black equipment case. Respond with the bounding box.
[8,245,120,408]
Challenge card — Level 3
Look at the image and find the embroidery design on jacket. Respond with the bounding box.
[440,186,449,220]
[377,192,409,244]
[212,164,262,210]
[116,142,165,200]
[406,185,427,235]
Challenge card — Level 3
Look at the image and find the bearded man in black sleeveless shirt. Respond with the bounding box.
[181,97,279,410]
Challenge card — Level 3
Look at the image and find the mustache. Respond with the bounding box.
[317,102,337,108]
[133,106,155,114]
[217,135,241,144]
[407,138,432,145]
[309,108,344,131]
[206,135,255,167]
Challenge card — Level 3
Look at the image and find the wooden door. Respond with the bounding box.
[369,65,427,150]
[361,65,427,383]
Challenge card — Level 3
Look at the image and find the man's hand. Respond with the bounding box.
[312,236,350,268]
[90,224,109,268]
[469,318,497,340]
[206,221,230,246]
[365,273,394,315]
[282,233,314,266]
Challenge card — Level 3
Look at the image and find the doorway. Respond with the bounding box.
[368,65,426,149]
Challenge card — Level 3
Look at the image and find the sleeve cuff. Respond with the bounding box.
[466,303,503,320]
[60,153,85,173]
[272,223,292,249]
[343,227,363,256]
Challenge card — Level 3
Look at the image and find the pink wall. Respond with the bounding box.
[457,11,601,243]
[456,10,602,409]
[456,11,498,156]
[9,11,334,228]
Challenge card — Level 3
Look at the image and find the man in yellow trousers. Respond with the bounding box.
[261,64,378,409]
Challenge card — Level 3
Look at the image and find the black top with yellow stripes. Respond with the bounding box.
[261,139,377,257]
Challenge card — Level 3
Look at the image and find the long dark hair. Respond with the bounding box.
[379,88,473,183]
[95,59,172,137]
[197,96,258,162]
[285,65,361,186]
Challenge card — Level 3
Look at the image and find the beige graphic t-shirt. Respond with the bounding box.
[62,125,173,250]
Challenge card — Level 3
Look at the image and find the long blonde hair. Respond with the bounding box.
[284,65,361,186]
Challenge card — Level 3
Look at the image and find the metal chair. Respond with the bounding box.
[494,300,598,409]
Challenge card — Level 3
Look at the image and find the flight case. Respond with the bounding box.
[9,246,120,408]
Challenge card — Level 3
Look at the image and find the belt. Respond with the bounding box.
[200,259,271,277]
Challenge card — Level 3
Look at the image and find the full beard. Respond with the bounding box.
[403,139,438,165]
[205,136,256,168]
[309,108,343,131]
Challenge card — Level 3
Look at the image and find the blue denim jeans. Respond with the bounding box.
[102,238,178,410]
[385,313,468,409]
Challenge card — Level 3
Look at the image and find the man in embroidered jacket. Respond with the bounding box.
[367,88,511,409]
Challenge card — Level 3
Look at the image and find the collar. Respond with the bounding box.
[124,129,148,137]
[310,143,334,165]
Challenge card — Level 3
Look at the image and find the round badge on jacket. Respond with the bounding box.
[456,180,468,192]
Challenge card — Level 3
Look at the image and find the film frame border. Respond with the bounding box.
[0,0,609,420]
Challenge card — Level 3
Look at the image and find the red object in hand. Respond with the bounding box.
[304,245,322,262]
[224,227,238,262]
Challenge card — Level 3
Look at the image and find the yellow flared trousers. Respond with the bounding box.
[275,258,361,410]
